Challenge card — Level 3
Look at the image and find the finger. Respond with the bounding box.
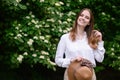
[71,58,76,62]
[77,57,82,61]
[95,31,101,37]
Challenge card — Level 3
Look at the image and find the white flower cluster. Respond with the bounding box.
[119,67,120,70]
[16,0,21,3]
[31,19,38,24]
[32,54,37,57]
[39,0,44,2]
[39,51,49,60]
[48,60,56,66]
[58,20,62,24]
[17,55,24,63]
[41,50,49,55]
[35,25,40,28]
[17,34,22,38]
[39,36,45,40]
[25,12,40,28]
[67,18,72,22]
[111,52,115,56]
[27,39,34,46]
[55,1,64,6]
[14,33,22,39]
[67,11,76,16]
[47,18,55,23]
[47,58,56,66]
[25,16,30,19]
[101,12,106,15]
[39,55,44,59]
[79,0,82,2]
[33,36,38,40]
[118,56,120,59]
[111,48,114,51]
[44,24,50,27]
[23,52,28,55]
[44,40,49,43]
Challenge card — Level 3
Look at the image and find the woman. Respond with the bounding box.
[55,8,105,80]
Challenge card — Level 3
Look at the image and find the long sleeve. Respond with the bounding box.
[55,34,71,68]
[94,41,105,62]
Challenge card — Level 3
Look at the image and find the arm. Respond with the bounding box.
[55,34,71,68]
[93,30,105,62]
[94,41,105,62]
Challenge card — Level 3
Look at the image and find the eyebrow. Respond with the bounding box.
[80,13,90,19]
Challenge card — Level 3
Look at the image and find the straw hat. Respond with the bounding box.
[67,59,93,80]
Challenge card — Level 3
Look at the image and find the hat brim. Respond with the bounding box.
[67,61,93,80]
[75,66,93,80]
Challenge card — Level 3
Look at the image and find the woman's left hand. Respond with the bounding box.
[94,30,102,41]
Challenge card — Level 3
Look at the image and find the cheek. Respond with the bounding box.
[86,19,90,24]
[77,17,80,21]
[77,18,80,23]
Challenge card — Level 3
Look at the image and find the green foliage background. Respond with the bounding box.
[0,0,120,72]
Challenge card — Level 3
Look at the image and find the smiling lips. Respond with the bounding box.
[79,18,85,24]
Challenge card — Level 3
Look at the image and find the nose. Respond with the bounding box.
[82,15,86,19]
[80,16,85,20]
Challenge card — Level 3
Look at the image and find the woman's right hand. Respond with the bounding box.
[71,56,83,62]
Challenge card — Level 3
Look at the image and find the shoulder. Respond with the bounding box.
[60,33,70,40]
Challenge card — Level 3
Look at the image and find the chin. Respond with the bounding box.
[78,24,85,27]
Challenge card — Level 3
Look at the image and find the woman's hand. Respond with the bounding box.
[71,56,83,63]
[93,30,102,42]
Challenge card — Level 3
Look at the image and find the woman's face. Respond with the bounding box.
[77,10,91,27]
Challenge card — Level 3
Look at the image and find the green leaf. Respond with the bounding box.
[18,4,27,10]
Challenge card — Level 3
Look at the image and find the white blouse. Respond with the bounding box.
[55,32,105,68]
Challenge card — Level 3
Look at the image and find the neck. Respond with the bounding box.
[76,25,85,35]
[75,25,86,40]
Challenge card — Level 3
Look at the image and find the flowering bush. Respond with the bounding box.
[5,0,76,70]
[103,42,120,70]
